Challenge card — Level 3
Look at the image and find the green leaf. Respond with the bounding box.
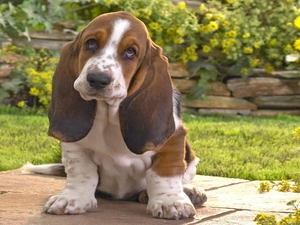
[287,200,297,207]
[1,78,24,94]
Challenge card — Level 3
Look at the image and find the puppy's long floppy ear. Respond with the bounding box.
[48,33,96,142]
[119,41,175,154]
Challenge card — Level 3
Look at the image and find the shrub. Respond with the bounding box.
[194,0,300,75]
[0,45,57,111]
[2,0,300,108]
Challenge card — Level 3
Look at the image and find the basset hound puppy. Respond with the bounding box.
[28,11,207,220]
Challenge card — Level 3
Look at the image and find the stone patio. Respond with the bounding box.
[0,169,298,225]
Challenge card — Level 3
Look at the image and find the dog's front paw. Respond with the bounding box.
[147,193,196,220]
[44,190,97,215]
[183,184,207,206]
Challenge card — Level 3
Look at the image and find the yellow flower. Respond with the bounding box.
[214,13,224,21]
[149,22,162,33]
[222,20,230,27]
[264,64,274,74]
[199,3,206,13]
[222,48,229,54]
[294,16,300,29]
[143,9,152,16]
[221,39,236,49]
[155,38,164,47]
[284,44,293,53]
[243,47,254,54]
[241,68,249,75]
[202,45,211,53]
[293,127,300,140]
[176,27,184,36]
[205,13,213,20]
[177,1,186,10]
[103,0,114,4]
[182,45,198,62]
[253,41,262,49]
[210,39,219,47]
[293,38,300,51]
[250,58,260,67]
[224,30,237,38]
[45,83,52,93]
[206,21,219,32]
[17,101,25,108]
[29,87,40,96]
[268,39,277,47]
[167,27,175,35]
[173,37,184,44]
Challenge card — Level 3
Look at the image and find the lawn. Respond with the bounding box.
[184,113,300,180]
[0,107,61,171]
[1,106,299,181]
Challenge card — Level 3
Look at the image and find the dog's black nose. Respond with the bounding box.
[87,73,112,89]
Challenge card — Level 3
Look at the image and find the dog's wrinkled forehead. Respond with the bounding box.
[82,12,149,46]
[76,12,149,71]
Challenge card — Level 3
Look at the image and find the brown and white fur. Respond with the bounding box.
[23,11,207,220]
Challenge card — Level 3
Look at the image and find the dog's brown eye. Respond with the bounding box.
[123,47,136,59]
[86,39,98,52]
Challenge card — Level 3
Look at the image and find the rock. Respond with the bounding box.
[249,95,300,109]
[28,30,75,41]
[182,95,257,110]
[251,110,300,116]
[205,81,231,96]
[0,64,14,78]
[169,62,190,78]
[13,30,75,50]
[13,39,69,51]
[0,52,23,64]
[227,77,300,98]
[172,78,197,93]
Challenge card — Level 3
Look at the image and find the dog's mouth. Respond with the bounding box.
[77,87,126,105]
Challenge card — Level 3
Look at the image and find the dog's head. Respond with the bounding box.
[48,11,175,154]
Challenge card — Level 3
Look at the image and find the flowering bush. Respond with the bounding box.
[2,0,300,108]
[96,0,200,62]
[294,127,300,140]
[195,0,300,77]
[0,46,57,111]
[254,200,300,225]
[21,49,57,109]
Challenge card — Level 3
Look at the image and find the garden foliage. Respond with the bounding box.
[1,0,300,109]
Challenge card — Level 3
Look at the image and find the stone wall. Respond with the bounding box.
[170,62,300,116]
[1,33,300,116]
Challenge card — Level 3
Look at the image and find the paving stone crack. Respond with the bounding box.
[205,181,251,191]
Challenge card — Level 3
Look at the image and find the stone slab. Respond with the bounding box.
[205,81,231,97]
[227,77,300,98]
[206,180,299,212]
[0,170,233,225]
[169,62,190,78]
[172,78,197,94]
[181,95,257,110]
[0,170,297,225]
[249,95,300,109]
[0,64,14,78]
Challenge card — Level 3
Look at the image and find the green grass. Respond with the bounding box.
[0,107,61,171]
[184,113,300,180]
[1,106,300,181]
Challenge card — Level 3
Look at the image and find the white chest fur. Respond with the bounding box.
[73,100,155,199]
